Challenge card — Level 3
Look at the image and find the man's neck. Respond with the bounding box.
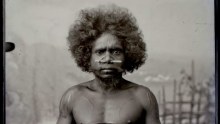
[93,76,124,93]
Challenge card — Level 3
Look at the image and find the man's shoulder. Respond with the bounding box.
[60,81,93,103]
[134,85,152,95]
[63,81,92,96]
[126,82,152,95]
[130,84,157,108]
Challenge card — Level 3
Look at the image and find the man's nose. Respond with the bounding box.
[102,52,112,63]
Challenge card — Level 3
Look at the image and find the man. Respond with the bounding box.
[57,4,161,124]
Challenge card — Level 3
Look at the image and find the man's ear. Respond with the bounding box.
[87,68,93,72]
[87,64,93,72]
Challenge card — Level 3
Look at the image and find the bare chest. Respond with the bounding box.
[72,93,145,124]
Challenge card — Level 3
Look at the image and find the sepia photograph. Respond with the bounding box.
[5,0,215,124]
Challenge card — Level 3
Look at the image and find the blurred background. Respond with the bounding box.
[5,0,215,124]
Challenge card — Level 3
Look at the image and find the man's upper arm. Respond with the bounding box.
[57,89,75,124]
[137,86,161,124]
[57,115,72,124]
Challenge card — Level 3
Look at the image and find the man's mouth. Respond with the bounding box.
[100,68,117,73]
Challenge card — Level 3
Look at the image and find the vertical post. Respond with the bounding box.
[196,90,202,124]
[172,80,177,124]
[189,93,195,124]
[191,60,195,85]
[205,84,211,124]
[157,91,161,120]
[158,91,161,106]
[189,60,195,124]
[162,86,166,124]
[178,82,183,124]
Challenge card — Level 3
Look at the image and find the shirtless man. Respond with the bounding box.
[57,4,161,124]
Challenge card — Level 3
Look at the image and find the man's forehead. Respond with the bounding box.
[93,33,123,50]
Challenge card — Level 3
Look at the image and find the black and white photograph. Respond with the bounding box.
[5,0,215,124]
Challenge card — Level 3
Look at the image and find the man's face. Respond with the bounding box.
[90,33,125,79]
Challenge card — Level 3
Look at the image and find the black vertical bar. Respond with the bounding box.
[1,0,5,123]
[214,0,219,124]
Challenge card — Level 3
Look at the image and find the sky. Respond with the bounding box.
[5,0,214,60]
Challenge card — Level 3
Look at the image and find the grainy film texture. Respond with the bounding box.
[5,0,215,124]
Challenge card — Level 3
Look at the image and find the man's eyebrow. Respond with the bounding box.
[94,47,123,51]
[109,47,123,51]
[94,48,106,52]
[113,47,123,49]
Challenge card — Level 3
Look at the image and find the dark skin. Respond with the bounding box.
[57,33,161,124]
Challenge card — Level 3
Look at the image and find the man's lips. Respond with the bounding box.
[100,68,117,73]
[100,68,117,70]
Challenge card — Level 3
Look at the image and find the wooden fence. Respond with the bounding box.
[158,61,215,124]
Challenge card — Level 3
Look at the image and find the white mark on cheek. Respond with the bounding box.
[95,60,101,63]
[95,60,122,63]
[111,60,122,63]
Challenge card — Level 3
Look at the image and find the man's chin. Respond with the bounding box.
[97,74,121,81]
[102,72,116,76]
[98,75,117,80]
[99,73,122,79]
[98,76,121,88]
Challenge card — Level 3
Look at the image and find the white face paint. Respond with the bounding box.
[90,33,125,78]
[95,60,122,63]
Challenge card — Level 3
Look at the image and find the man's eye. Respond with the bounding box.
[112,50,121,55]
[96,50,104,55]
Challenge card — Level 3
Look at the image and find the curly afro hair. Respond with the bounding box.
[67,4,147,73]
